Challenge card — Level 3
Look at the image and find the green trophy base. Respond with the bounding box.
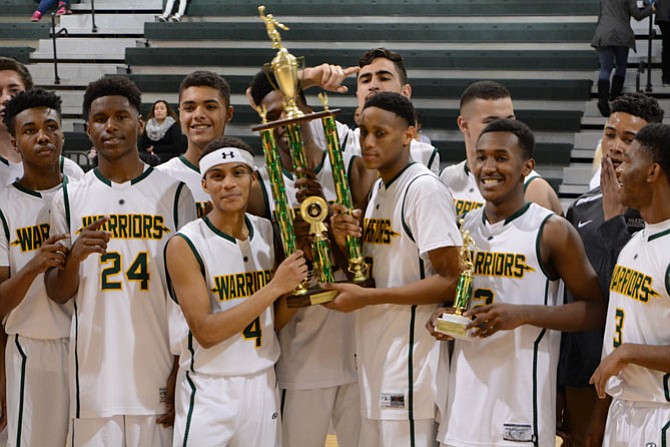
[435,313,473,340]
[286,287,339,308]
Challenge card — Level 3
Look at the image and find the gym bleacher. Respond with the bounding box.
[5,0,659,205]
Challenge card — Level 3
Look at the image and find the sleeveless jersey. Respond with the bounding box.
[258,144,358,389]
[49,166,196,418]
[440,203,561,447]
[351,127,440,175]
[359,162,461,420]
[0,155,83,187]
[0,181,73,339]
[603,218,670,404]
[157,155,210,217]
[440,160,545,217]
[172,215,280,376]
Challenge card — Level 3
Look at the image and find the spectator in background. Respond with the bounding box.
[158,0,188,22]
[140,100,186,165]
[591,0,654,116]
[656,0,670,85]
[31,0,70,22]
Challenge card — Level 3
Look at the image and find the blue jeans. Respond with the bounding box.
[37,0,68,14]
[597,46,629,81]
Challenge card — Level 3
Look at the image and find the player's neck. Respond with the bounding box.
[379,152,411,185]
[483,193,526,224]
[639,188,670,224]
[96,151,145,183]
[207,209,248,240]
[183,144,203,168]
[0,130,20,163]
[18,162,62,191]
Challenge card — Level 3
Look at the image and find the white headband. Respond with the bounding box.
[199,147,255,178]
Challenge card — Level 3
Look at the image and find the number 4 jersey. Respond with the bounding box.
[168,215,280,376]
[49,167,196,418]
[603,218,670,404]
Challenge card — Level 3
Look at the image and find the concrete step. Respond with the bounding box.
[31,37,139,60]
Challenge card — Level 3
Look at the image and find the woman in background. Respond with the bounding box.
[591,0,654,116]
[31,0,70,21]
[140,100,186,165]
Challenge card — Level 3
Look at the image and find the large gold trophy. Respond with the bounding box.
[252,6,372,308]
[435,221,478,339]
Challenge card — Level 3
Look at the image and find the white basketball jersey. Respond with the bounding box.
[49,166,196,418]
[0,155,83,187]
[358,162,460,420]
[0,181,73,339]
[440,160,546,218]
[441,203,560,447]
[258,145,358,389]
[603,218,670,404]
[351,127,440,175]
[157,155,210,217]
[172,215,280,376]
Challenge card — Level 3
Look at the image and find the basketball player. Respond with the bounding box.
[247,69,375,447]
[439,81,563,216]
[166,135,308,446]
[0,57,83,186]
[328,92,462,447]
[0,88,71,446]
[426,119,604,447]
[44,76,196,446]
[158,71,233,217]
[589,123,670,447]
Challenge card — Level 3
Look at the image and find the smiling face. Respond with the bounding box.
[179,86,233,152]
[617,139,653,211]
[202,162,254,214]
[358,105,414,181]
[471,131,533,206]
[86,95,142,163]
[602,112,648,179]
[11,106,63,170]
[356,57,411,108]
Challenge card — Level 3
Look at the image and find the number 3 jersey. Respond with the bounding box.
[168,215,280,377]
[603,218,670,404]
[440,203,561,447]
[49,167,196,418]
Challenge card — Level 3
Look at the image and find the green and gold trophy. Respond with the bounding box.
[436,221,478,339]
[252,6,372,308]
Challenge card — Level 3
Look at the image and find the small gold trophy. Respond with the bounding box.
[436,221,478,340]
[252,6,372,307]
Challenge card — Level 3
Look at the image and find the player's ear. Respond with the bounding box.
[225,106,234,125]
[457,115,468,136]
[521,157,535,177]
[647,162,663,183]
[401,83,412,99]
[137,115,145,134]
[403,125,416,147]
[201,177,210,195]
[9,135,18,154]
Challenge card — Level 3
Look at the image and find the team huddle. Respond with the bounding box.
[0,47,668,447]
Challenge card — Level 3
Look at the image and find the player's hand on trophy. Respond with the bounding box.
[295,167,326,204]
[271,250,309,296]
[322,282,368,312]
[301,64,360,93]
[70,216,110,263]
[27,233,70,273]
[426,307,455,341]
[465,303,528,337]
[589,345,629,399]
[329,203,362,251]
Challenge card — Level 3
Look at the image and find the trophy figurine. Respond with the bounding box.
[252,6,372,307]
[436,221,478,339]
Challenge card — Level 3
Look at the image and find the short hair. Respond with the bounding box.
[633,123,670,181]
[249,69,306,110]
[363,91,415,128]
[610,93,664,124]
[0,57,33,90]
[479,118,535,160]
[146,99,179,123]
[358,48,408,85]
[83,76,142,119]
[459,81,511,111]
[201,135,254,161]
[179,71,231,108]
[3,88,62,137]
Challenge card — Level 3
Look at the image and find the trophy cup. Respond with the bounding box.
[252,6,372,307]
[435,221,478,340]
